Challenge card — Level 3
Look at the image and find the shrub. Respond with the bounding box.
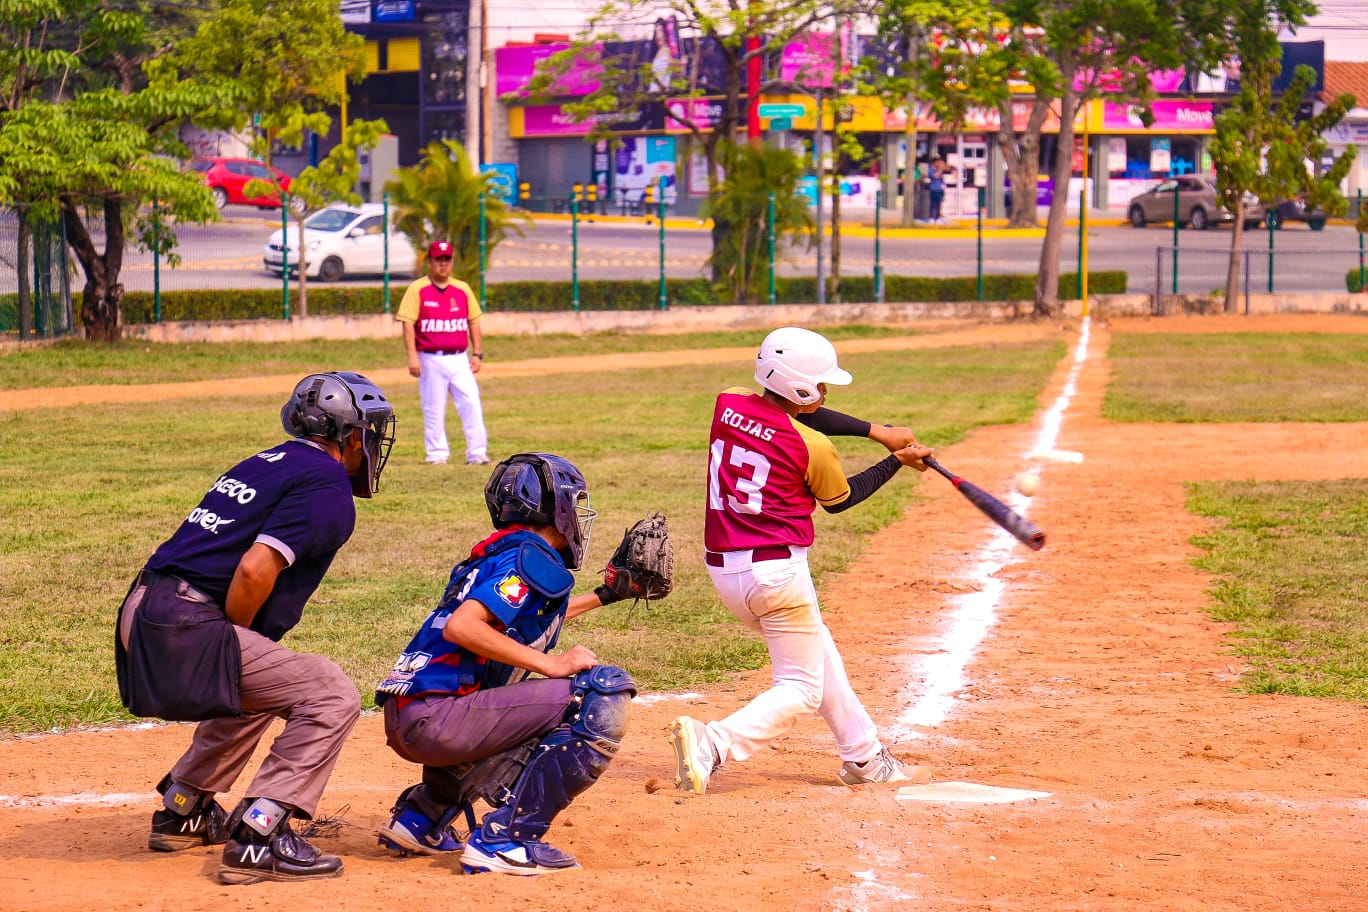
[46,269,1129,325]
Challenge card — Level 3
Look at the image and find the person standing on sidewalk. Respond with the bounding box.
[670,327,934,795]
[397,239,489,466]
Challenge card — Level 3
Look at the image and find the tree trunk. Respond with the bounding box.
[1224,199,1246,313]
[63,196,126,342]
[293,211,309,317]
[830,165,841,303]
[1033,87,1077,319]
[999,100,1047,229]
[16,208,32,340]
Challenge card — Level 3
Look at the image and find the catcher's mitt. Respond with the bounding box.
[602,512,674,608]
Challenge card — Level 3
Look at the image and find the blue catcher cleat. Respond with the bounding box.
[377,806,463,856]
[460,830,579,876]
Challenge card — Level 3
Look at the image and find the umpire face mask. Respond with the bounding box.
[353,412,397,498]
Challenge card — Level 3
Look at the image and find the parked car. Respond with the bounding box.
[1126,176,1264,230]
[263,203,417,282]
[190,157,306,215]
[1265,197,1329,230]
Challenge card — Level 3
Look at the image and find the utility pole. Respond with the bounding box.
[815,83,826,305]
[901,27,921,227]
[465,0,483,167]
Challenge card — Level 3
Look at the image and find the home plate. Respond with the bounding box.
[895,781,1052,804]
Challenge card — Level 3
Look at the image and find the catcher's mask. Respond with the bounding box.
[281,371,396,498]
[485,453,596,569]
[754,326,852,407]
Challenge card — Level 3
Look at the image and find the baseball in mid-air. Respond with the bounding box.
[1016,471,1040,496]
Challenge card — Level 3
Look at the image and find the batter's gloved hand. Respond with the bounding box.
[599,512,674,610]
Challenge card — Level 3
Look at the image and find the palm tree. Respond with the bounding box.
[705,141,814,304]
[385,141,531,286]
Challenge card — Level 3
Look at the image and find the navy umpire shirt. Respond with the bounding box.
[145,439,356,642]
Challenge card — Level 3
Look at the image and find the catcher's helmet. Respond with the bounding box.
[281,371,396,498]
[485,453,596,569]
[754,326,852,407]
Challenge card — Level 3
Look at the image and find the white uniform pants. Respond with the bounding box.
[418,351,487,463]
[703,547,880,765]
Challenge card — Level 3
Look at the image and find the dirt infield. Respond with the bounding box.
[2,314,1366,911]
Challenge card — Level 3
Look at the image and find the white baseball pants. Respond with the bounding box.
[703,547,881,765]
[418,351,488,463]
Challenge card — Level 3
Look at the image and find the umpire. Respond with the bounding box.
[115,372,395,884]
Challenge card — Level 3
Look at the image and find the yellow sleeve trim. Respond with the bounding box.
[793,420,850,506]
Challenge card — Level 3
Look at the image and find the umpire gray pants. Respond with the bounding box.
[170,626,360,818]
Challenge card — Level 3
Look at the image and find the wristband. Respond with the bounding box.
[594,584,621,606]
[471,352,484,359]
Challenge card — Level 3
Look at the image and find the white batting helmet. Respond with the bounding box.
[754,327,852,406]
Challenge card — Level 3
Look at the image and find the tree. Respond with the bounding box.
[0,1,225,341]
[704,139,814,304]
[385,141,532,285]
[518,0,852,290]
[894,1,1220,317]
[174,0,382,317]
[1208,1,1355,312]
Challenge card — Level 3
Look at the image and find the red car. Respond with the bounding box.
[189,157,306,214]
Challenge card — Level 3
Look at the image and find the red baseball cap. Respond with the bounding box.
[428,240,454,259]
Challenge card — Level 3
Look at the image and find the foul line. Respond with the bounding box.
[894,317,1091,735]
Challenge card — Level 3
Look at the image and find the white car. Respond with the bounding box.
[263,203,417,281]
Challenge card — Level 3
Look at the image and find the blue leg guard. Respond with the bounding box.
[479,665,636,844]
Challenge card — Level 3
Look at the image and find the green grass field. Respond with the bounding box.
[0,335,1062,733]
[0,325,921,391]
[1104,332,1368,423]
[1109,330,1368,702]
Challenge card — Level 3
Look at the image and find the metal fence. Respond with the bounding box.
[1154,245,1368,314]
[0,208,75,339]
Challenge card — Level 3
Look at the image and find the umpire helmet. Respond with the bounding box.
[754,326,852,407]
[485,453,596,569]
[281,371,396,498]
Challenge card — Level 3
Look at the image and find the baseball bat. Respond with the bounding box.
[922,456,1046,551]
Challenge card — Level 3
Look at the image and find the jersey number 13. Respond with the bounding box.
[709,440,772,515]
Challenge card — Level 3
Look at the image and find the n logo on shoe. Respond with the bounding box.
[239,845,270,865]
[182,814,202,833]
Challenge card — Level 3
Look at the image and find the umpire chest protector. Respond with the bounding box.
[376,529,574,702]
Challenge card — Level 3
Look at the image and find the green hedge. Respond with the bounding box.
[1346,268,1368,294]
[3,270,1128,326]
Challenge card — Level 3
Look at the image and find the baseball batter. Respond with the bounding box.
[397,239,489,466]
[671,327,934,794]
[115,372,396,883]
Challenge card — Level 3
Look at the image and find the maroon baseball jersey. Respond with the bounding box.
[704,388,850,551]
[395,277,483,353]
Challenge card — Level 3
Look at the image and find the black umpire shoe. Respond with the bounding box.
[148,799,230,852]
[218,820,343,885]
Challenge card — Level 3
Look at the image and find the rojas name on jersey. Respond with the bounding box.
[719,407,776,441]
[419,317,469,333]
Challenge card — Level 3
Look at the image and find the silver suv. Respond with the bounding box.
[1127,176,1265,230]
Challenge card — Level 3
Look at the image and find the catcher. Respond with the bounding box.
[374,453,672,875]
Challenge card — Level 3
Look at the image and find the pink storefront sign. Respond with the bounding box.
[496,44,603,97]
[1102,100,1214,132]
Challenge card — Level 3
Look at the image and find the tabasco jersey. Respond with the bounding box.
[704,388,850,552]
[395,277,483,353]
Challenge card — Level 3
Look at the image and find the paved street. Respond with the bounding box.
[4,204,1364,298]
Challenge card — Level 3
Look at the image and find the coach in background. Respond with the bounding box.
[115,372,396,884]
[398,239,490,466]
[671,327,934,795]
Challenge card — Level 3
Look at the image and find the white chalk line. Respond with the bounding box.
[845,319,1092,912]
[894,316,1091,736]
